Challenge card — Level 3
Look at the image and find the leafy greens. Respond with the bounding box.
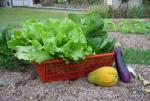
[68,12,116,54]
[8,12,116,63]
[8,18,93,63]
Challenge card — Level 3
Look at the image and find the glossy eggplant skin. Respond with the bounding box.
[115,47,131,83]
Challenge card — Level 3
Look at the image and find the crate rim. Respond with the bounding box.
[33,52,115,65]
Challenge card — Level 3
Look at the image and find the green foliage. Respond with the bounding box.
[0,26,27,70]
[123,48,150,65]
[86,4,109,18]
[113,4,150,18]
[104,19,150,34]
[58,0,66,4]
[0,54,27,70]
[68,12,116,54]
[126,6,144,18]
[122,0,129,3]
[8,12,116,64]
[88,0,104,4]
[69,0,88,5]
[8,18,94,63]
[0,27,10,53]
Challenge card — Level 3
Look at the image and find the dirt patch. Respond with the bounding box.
[109,32,150,49]
[0,64,150,101]
[111,18,150,23]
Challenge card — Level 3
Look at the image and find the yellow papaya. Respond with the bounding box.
[87,66,118,87]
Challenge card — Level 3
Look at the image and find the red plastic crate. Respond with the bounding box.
[33,52,115,83]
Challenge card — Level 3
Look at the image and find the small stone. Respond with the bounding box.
[44,89,49,94]
[29,96,33,100]
[133,91,137,94]
[10,89,16,93]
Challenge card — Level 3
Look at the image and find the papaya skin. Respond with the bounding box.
[87,67,118,87]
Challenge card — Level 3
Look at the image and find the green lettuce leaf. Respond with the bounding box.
[15,46,52,63]
[8,18,93,63]
[69,12,116,54]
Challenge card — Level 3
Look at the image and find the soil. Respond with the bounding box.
[109,32,150,49]
[0,64,150,101]
[111,18,150,23]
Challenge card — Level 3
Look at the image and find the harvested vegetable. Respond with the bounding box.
[115,47,131,83]
[88,66,118,87]
[8,12,116,63]
[69,12,116,54]
[8,18,93,63]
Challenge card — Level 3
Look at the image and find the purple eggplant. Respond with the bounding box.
[115,47,131,83]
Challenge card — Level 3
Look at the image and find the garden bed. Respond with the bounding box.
[109,32,150,49]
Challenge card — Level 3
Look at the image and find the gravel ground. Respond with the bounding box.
[111,18,150,23]
[0,64,150,101]
[109,32,150,49]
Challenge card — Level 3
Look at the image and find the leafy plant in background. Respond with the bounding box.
[104,19,150,34]
[122,0,129,3]
[0,26,27,70]
[119,20,133,34]
[88,0,104,4]
[0,27,11,55]
[58,0,67,4]
[86,4,109,18]
[132,19,150,34]
[104,19,118,32]
[69,0,89,5]
[0,27,13,69]
[126,6,144,18]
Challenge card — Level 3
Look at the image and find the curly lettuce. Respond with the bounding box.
[8,18,93,63]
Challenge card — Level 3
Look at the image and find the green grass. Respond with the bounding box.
[0,7,82,26]
[123,48,150,65]
[1,8,149,35]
